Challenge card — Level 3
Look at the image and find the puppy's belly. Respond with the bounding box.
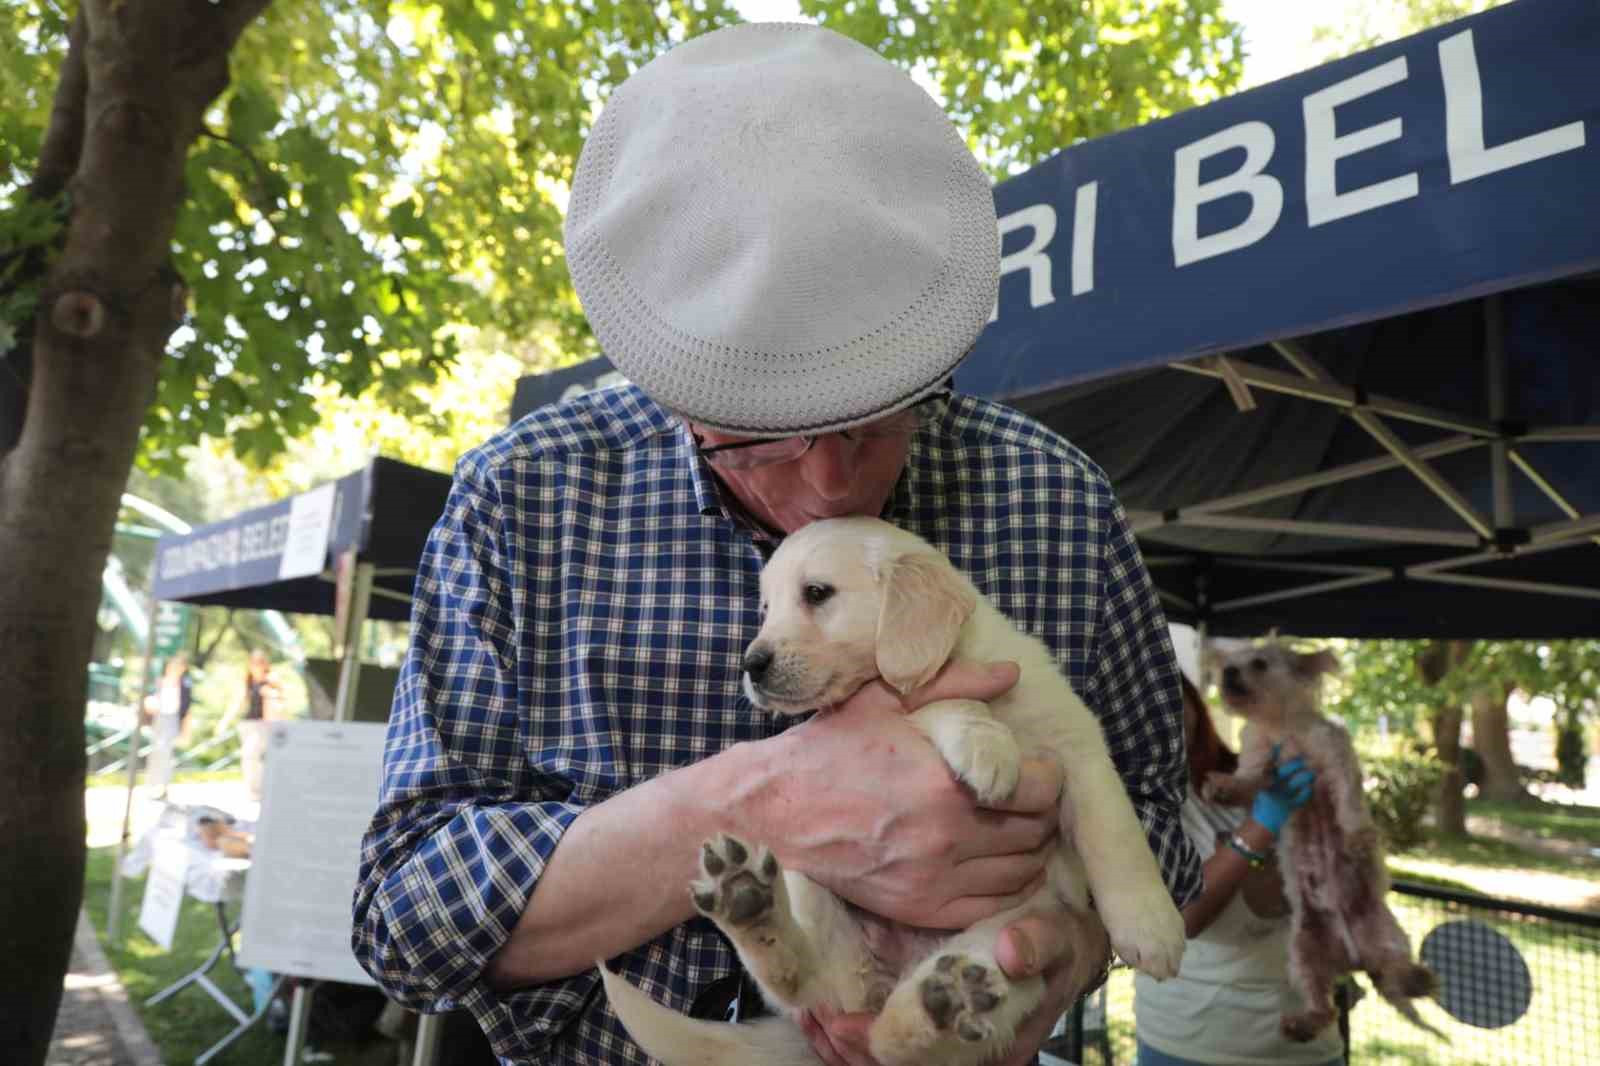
[850,904,949,975]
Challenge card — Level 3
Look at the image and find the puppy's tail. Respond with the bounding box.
[1375,961,1450,1043]
[598,964,819,1066]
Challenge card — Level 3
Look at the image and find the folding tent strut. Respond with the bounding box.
[1205,559,1393,614]
[1164,358,1600,536]
[1130,434,1485,524]
[1270,339,1495,540]
[1141,323,1600,620]
[1169,357,1500,437]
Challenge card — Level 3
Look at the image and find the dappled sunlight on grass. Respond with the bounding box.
[1388,834,1600,913]
[80,845,396,1066]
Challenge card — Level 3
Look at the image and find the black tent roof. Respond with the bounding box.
[150,456,451,621]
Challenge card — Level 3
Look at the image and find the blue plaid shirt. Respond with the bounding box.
[352,383,1199,1064]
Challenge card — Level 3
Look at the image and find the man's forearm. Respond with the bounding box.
[483,738,782,988]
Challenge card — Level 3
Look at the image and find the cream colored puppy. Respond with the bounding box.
[601,516,1185,1066]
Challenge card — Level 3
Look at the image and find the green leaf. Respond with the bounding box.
[226,80,281,144]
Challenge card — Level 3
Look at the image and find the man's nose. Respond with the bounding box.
[798,434,856,501]
[743,646,774,683]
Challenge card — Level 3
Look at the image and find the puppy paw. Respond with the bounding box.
[918,953,1008,1044]
[1099,888,1186,980]
[690,834,780,928]
[945,720,1022,804]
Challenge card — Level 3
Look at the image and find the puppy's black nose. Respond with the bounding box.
[743,648,774,683]
[1222,665,1241,687]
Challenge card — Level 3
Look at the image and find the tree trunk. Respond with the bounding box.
[1470,682,1529,804]
[0,5,269,1062]
[1417,640,1472,838]
[1431,702,1467,837]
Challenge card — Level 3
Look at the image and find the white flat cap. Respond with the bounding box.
[564,22,999,436]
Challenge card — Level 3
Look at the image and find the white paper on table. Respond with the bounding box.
[238,720,385,985]
[276,482,337,581]
[138,837,192,951]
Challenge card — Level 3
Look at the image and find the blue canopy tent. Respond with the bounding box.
[958,0,1600,638]
[512,0,1599,639]
[149,455,453,710]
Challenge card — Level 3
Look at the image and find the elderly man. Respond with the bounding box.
[354,22,1198,1066]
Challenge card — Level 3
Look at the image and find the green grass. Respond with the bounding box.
[1398,832,1600,885]
[83,795,1600,1065]
[82,845,394,1066]
[1468,796,1600,850]
[87,766,243,789]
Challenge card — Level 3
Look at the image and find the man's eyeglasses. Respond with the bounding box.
[693,394,949,472]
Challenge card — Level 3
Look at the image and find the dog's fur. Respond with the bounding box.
[1202,641,1443,1042]
[599,516,1186,1066]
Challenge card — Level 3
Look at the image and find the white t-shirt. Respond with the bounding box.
[1134,792,1343,1065]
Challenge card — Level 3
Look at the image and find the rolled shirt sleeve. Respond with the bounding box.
[351,462,592,1054]
[1083,491,1203,909]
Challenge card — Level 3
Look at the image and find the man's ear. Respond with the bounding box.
[1293,648,1340,679]
[875,551,977,694]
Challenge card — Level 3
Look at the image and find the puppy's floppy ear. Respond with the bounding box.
[875,551,977,695]
[1293,648,1340,679]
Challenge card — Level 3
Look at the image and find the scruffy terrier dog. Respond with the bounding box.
[1203,641,1443,1042]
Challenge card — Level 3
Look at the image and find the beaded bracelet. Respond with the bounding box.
[1227,833,1270,869]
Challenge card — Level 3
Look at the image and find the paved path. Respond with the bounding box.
[47,910,162,1066]
[49,778,260,1066]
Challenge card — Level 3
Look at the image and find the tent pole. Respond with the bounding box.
[333,559,375,723]
[1486,295,1514,532]
[109,577,161,941]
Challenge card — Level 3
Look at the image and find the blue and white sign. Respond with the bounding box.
[957,0,1599,401]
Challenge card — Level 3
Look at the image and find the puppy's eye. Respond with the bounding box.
[803,583,834,607]
[1250,657,1269,672]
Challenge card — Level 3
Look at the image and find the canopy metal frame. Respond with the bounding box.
[1126,297,1599,618]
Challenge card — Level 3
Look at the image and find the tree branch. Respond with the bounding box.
[32,9,88,200]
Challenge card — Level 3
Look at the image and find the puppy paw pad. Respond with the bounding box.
[690,834,779,928]
[919,953,1005,1042]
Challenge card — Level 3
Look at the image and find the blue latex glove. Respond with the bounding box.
[1251,747,1316,836]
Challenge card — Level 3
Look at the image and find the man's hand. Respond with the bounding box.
[759,660,1062,930]
[796,906,1112,1066]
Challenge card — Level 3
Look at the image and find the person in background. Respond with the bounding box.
[147,652,193,798]
[1134,672,1342,1066]
[223,648,281,802]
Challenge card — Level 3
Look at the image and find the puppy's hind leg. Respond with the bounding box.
[691,834,863,1013]
[867,919,1044,1066]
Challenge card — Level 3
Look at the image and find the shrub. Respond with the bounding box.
[1355,737,1444,853]
[1555,721,1586,788]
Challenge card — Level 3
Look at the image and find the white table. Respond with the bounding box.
[126,806,285,1065]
